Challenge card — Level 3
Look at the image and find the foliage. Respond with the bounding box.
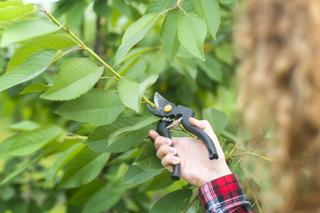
[0,0,266,212]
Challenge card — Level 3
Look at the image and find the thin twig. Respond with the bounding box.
[100,76,118,80]
[39,7,157,108]
[40,7,121,80]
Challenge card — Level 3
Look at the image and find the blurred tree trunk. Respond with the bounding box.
[237,0,320,212]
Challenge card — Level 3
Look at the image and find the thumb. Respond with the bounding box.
[189,117,211,130]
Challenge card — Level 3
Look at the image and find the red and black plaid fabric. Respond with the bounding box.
[198,174,253,213]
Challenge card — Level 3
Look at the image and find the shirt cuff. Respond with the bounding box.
[198,174,251,213]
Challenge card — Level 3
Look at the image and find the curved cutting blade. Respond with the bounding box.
[154,92,171,109]
[146,92,174,117]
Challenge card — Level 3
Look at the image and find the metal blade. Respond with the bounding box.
[154,92,171,109]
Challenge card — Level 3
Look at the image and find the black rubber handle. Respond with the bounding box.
[181,116,218,160]
[157,120,181,180]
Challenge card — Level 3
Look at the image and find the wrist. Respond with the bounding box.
[199,163,232,187]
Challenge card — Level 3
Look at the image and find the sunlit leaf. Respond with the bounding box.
[177,12,207,60]
[114,13,160,65]
[41,58,103,101]
[0,50,56,92]
[20,83,49,95]
[1,19,60,47]
[0,1,35,22]
[118,75,158,112]
[161,10,180,61]
[194,0,221,39]
[56,89,125,126]
[9,126,62,156]
[9,120,40,131]
[59,147,110,188]
[6,33,76,72]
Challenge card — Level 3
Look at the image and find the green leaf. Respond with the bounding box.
[82,182,127,213]
[0,154,42,185]
[45,143,85,187]
[202,108,228,135]
[134,142,162,170]
[173,56,198,79]
[117,78,140,111]
[0,1,35,22]
[87,116,145,150]
[6,33,76,72]
[124,166,162,185]
[115,47,154,66]
[161,10,180,61]
[146,0,175,14]
[108,115,158,145]
[56,89,125,126]
[0,50,56,92]
[68,179,104,206]
[87,115,158,153]
[59,147,110,188]
[215,43,235,65]
[219,0,237,4]
[195,0,221,39]
[102,116,157,153]
[20,83,49,95]
[197,56,223,82]
[118,75,158,112]
[9,126,62,156]
[1,19,60,47]
[41,58,103,101]
[9,120,40,131]
[177,12,207,60]
[144,172,173,191]
[150,188,192,213]
[114,13,160,65]
[106,126,150,153]
[0,135,18,159]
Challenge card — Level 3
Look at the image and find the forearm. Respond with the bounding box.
[198,174,252,213]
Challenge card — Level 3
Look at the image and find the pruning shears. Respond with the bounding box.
[147,92,218,180]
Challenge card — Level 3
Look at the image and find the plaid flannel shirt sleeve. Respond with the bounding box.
[198,174,252,213]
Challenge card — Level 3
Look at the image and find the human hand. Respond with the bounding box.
[148,117,231,187]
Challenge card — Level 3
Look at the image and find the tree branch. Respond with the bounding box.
[40,7,156,108]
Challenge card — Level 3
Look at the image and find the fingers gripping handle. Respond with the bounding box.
[181,117,219,160]
[157,120,181,180]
